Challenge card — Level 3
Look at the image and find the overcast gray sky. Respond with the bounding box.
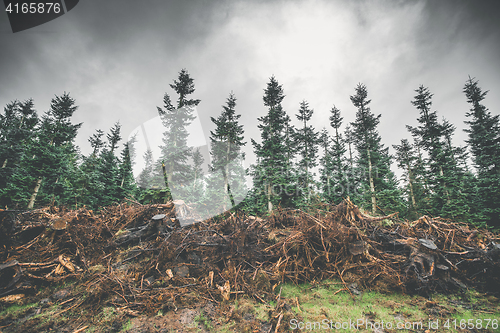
[1,0,499,178]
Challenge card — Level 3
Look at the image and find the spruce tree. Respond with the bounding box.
[207,93,246,213]
[76,129,107,209]
[392,139,426,218]
[350,83,402,214]
[89,129,105,156]
[344,124,355,173]
[189,147,205,204]
[96,123,123,206]
[107,122,122,153]
[323,106,350,204]
[137,149,154,189]
[294,100,318,205]
[118,140,137,200]
[319,128,334,202]
[156,69,200,201]
[26,93,82,208]
[251,76,295,212]
[463,77,500,227]
[0,99,39,208]
[408,85,470,220]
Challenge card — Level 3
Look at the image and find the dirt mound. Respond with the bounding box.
[1,199,499,329]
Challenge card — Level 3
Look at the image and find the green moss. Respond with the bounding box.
[120,319,134,332]
[195,310,213,331]
[0,302,37,316]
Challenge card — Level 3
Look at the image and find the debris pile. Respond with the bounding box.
[1,199,499,318]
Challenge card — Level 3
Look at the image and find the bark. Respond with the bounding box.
[267,183,273,213]
[27,177,43,209]
[348,143,353,171]
[162,161,172,201]
[367,149,376,215]
[406,162,417,209]
[304,118,310,203]
[223,141,231,211]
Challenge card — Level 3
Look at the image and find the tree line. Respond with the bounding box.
[0,70,498,228]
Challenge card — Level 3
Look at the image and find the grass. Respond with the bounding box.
[281,282,429,330]
[218,280,500,332]
[194,310,214,331]
[2,279,499,332]
[120,319,134,332]
[0,302,38,317]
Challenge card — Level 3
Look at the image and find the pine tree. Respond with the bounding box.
[0,99,39,208]
[189,147,205,204]
[89,129,105,156]
[107,122,122,153]
[408,85,470,220]
[440,118,473,220]
[118,140,137,200]
[463,77,500,227]
[251,76,295,213]
[350,83,402,214]
[76,129,107,209]
[319,128,334,202]
[392,139,426,218]
[207,93,246,213]
[319,106,350,204]
[26,93,82,208]
[156,69,200,201]
[137,149,154,189]
[344,124,355,173]
[95,123,123,206]
[294,100,318,205]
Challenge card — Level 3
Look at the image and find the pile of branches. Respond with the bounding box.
[1,199,499,316]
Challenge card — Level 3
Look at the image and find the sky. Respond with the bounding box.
[1,0,500,180]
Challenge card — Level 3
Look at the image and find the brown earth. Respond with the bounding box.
[0,199,499,332]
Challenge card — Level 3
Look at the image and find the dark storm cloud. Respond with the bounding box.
[1,0,499,174]
[0,0,225,94]
[0,0,228,154]
[415,0,500,65]
[425,0,500,38]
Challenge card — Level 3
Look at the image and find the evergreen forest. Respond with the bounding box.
[1,69,499,229]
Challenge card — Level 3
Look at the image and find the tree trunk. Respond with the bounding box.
[348,142,353,172]
[162,161,172,201]
[305,163,309,203]
[367,149,376,215]
[407,163,417,209]
[416,144,429,193]
[439,166,451,204]
[223,141,231,211]
[28,177,43,209]
[267,183,273,213]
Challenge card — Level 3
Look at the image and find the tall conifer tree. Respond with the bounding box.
[350,83,402,214]
[118,140,137,200]
[0,100,39,208]
[392,139,427,218]
[251,76,295,212]
[319,106,350,204]
[138,149,154,189]
[156,69,200,200]
[26,93,82,208]
[408,85,470,220]
[294,100,318,205]
[207,93,246,212]
[463,77,500,227]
